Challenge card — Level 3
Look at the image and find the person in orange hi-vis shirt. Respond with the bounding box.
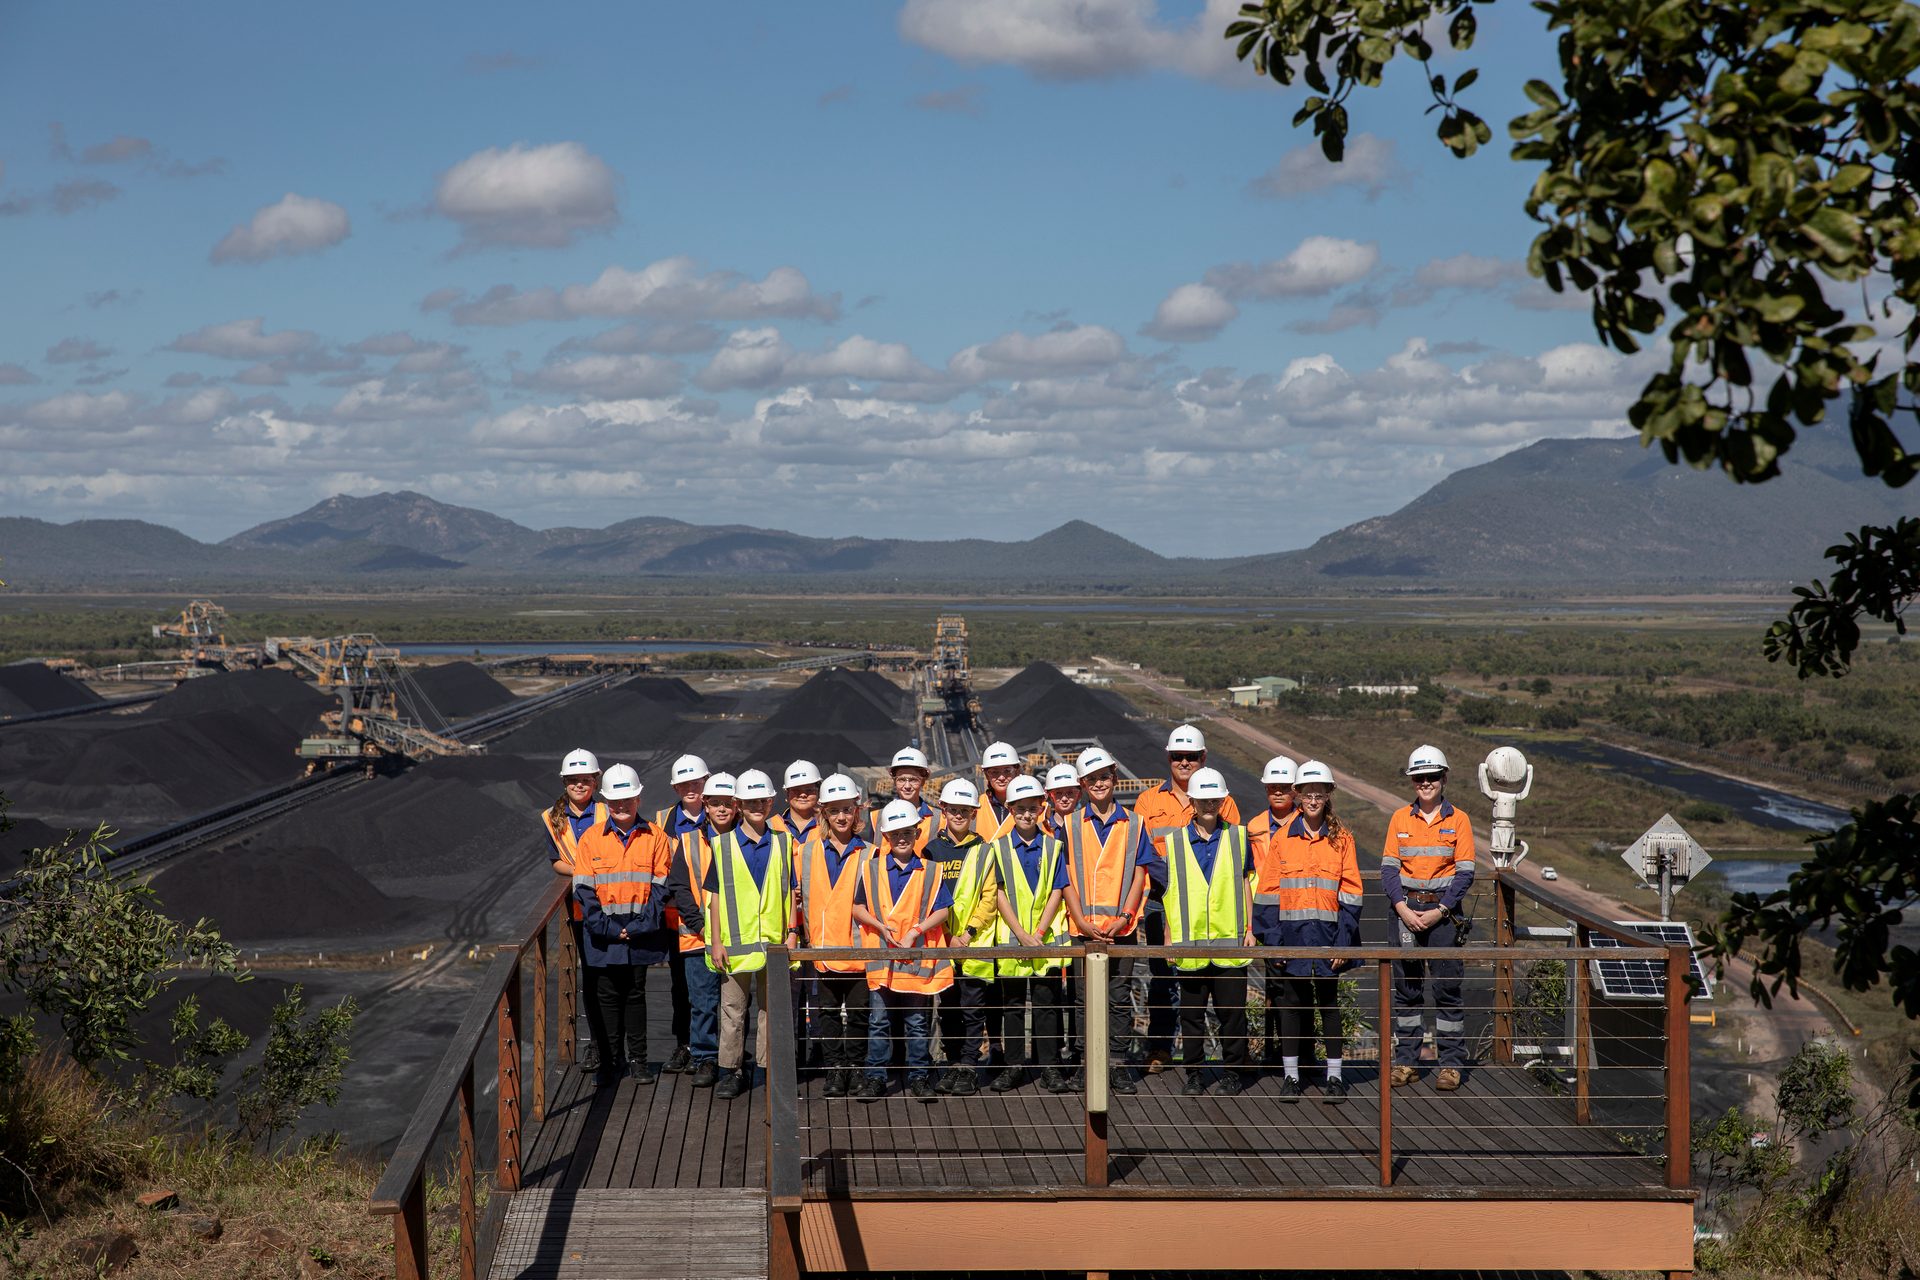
[796,773,873,1098]
[654,753,712,1077]
[851,799,954,1102]
[541,748,608,1075]
[1246,755,1297,1071]
[974,740,1022,842]
[1381,745,1475,1093]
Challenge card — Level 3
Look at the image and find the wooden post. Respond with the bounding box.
[531,921,548,1124]
[1083,947,1109,1188]
[1493,878,1516,1064]
[496,960,523,1194]
[458,1059,477,1280]
[394,1174,428,1280]
[1573,925,1592,1124]
[1377,958,1393,1188]
[557,916,577,1067]
[1664,945,1691,1190]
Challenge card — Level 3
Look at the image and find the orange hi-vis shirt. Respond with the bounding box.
[859,856,953,994]
[540,800,607,922]
[1063,805,1151,938]
[1134,782,1242,857]
[674,831,720,953]
[1246,806,1296,906]
[571,816,676,926]
[867,799,938,854]
[798,834,871,974]
[1381,801,1476,909]
[974,793,1016,842]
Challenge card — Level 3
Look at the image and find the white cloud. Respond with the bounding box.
[518,353,685,399]
[159,387,239,425]
[0,363,38,386]
[166,317,321,360]
[1248,134,1401,201]
[1414,253,1525,291]
[81,135,153,165]
[1141,283,1239,342]
[950,324,1130,380]
[899,0,1244,84]
[1204,236,1380,299]
[433,256,840,327]
[46,337,113,364]
[433,141,618,251]
[20,390,141,427]
[211,193,351,264]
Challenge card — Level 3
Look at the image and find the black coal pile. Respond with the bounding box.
[151,669,334,735]
[734,731,875,776]
[407,662,515,728]
[0,816,76,873]
[761,668,899,733]
[152,845,435,943]
[983,662,1139,744]
[492,679,701,755]
[0,662,104,718]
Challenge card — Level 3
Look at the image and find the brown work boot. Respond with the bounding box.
[1390,1065,1419,1087]
[1435,1067,1462,1092]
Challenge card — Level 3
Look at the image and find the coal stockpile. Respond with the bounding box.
[734,730,877,776]
[491,680,701,756]
[0,662,104,718]
[151,845,434,944]
[0,816,75,873]
[760,667,899,733]
[150,668,334,736]
[984,662,1140,744]
[407,661,515,728]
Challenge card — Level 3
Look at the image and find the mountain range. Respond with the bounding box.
[5,431,1915,589]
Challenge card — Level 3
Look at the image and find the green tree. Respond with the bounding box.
[235,985,358,1151]
[1223,0,1920,1032]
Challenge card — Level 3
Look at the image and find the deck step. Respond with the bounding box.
[488,1187,768,1280]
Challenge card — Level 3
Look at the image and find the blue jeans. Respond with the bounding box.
[683,950,721,1064]
[865,989,934,1082]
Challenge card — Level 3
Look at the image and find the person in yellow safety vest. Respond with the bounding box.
[974,741,1022,841]
[1382,745,1475,1092]
[851,799,954,1102]
[1041,762,1080,839]
[668,769,797,1100]
[1060,746,1164,1096]
[1247,755,1298,1071]
[926,778,1000,1096]
[797,773,873,1098]
[989,775,1074,1094]
[572,764,677,1088]
[541,749,609,1075]
[666,771,736,1090]
[1162,767,1254,1097]
[654,753,712,1076]
[869,747,938,852]
[1265,759,1363,1102]
[772,759,823,845]
[1132,724,1243,1071]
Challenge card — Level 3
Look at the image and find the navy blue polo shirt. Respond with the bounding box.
[1008,829,1070,894]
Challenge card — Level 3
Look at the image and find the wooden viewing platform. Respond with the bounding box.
[373,871,1698,1280]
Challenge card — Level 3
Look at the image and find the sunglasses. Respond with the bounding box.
[1412,775,1446,785]
[1168,752,1203,763]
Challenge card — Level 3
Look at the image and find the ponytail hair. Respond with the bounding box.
[1324,796,1349,845]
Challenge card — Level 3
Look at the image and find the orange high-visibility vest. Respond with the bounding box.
[860,857,952,994]
[1247,807,1295,905]
[1382,802,1475,898]
[675,831,719,954]
[772,810,821,845]
[973,795,1016,842]
[1271,815,1364,921]
[1064,806,1149,938]
[1134,783,1242,858]
[867,803,937,855]
[799,836,870,974]
[572,818,674,926]
[540,801,608,922]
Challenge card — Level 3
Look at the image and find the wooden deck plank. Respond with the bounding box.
[487,1188,764,1280]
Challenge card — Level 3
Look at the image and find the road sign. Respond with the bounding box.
[1621,814,1711,921]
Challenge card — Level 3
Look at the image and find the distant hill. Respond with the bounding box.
[6,431,1915,588]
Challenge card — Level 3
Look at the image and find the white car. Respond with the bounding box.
[1540,867,1559,881]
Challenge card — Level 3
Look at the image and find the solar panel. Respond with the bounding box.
[1586,920,1713,1001]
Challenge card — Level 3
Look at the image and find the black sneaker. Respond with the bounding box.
[663,1044,692,1074]
[908,1078,937,1102]
[1039,1067,1075,1094]
[934,1068,960,1095]
[823,1069,851,1098]
[1215,1070,1246,1097]
[714,1070,746,1100]
[854,1075,886,1102]
[1320,1075,1349,1103]
[629,1060,660,1085]
[990,1066,1025,1093]
[1109,1067,1138,1096]
[1181,1070,1207,1097]
[691,1060,719,1089]
[946,1066,979,1096]
[579,1042,601,1074]
[1272,1074,1304,1101]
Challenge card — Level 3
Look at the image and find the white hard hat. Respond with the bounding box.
[819,773,861,805]
[878,798,923,834]
[704,772,737,798]
[939,778,979,807]
[1044,763,1080,791]
[980,741,1020,769]
[1005,775,1045,804]
[736,769,777,801]
[560,748,601,778]
[1261,756,1298,785]
[1187,767,1228,799]
[1405,744,1450,777]
[599,764,643,800]
[1166,724,1206,753]
[670,754,710,785]
[890,747,930,773]
[1074,746,1117,779]
[1296,760,1335,787]
[783,759,823,789]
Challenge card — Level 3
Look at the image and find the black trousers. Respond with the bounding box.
[594,963,650,1066]
[813,972,870,1069]
[572,920,609,1059]
[999,975,1064,1066]
[1142,907,1179,1056]
[668,946,690,1046]
[1179,966,1249,1068]
[1275,974,1343,1062]
[939,975,999,1068]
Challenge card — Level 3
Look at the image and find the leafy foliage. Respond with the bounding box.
[235,985,358,1151]
[1765,516,1920,676]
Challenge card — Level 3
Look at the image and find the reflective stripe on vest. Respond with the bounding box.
[799,838,867,974]
[570,820,669,922]
[542,801,607,921]
[946,842,998,981]
[708,830,792,975]
[993,833,1065,977]
[862,857,952,992]
[1065,808,1144,930]
[1164,824,1250,970]
[677,834,716,953]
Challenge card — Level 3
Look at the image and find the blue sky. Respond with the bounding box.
[0,1,1650,556]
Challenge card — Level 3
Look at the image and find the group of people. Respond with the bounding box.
[539,723,1476,1102]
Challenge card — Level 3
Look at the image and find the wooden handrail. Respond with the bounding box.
[791,942,1658,962]
[1494,868,1670,948]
